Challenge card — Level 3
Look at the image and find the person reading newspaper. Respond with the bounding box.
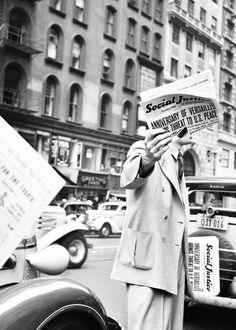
[111,128,193,330]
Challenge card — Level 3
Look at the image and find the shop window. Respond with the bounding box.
[122,101,131,134]
[140,25,150,54]
[68,83,81,122]
[50,136,70,166]
[154,0,163,22]
[172,23,180,44]
[44,76,58,116]
[74,0,87,23]
[170,58,178,78]
[127,18,136,48]
[102,49,114,81]
[71,35,85,70]
[105,6,117,38]
[153,33,161,60]
[124,59,135,89]
[99,93,112,129]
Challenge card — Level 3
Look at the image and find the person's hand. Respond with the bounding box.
[140,129,172,175]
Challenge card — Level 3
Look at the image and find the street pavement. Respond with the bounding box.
[61,235,236,330]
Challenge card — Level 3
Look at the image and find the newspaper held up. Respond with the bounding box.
[140,70,220,136]
[0,116,65,268]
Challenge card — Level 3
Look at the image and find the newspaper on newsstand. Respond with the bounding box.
[0,116,65,268]
[140,70,220,136]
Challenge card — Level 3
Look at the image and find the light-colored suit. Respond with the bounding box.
[111,140,193,296]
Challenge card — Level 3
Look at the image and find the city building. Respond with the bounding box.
[0,0,166,203]
[164,0,224,176]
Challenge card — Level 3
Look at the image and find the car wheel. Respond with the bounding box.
[43,313,98,330]
[99,224,111,238]
[60,232,88,269]
[189,230,236,294]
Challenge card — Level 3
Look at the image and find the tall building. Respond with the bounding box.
[164,0,224,176]
[0,0,165,203]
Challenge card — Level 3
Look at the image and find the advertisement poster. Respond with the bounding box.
[0,116,65,268]
[140,70,220,135]
[188,236,220,296]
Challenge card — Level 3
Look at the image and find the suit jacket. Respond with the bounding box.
[111,140,193,296]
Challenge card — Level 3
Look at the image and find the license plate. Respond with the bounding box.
[197,214,228,231]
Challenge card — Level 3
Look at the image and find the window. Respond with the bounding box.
[124,59,135,89]
[154,0,163,22]
[170,58,178,78]
[212,0,217,3]
[184,65,191,77]
[209,47,216,69]
[140,26,150,54]
[127,18,136,48]
[224,82,232,102]
[105,6,117,38]
[102,49,114,80]
[200,7,206,24]
[211,16,217,31]
[142,0,151,15]
[153,33,161,60]
[71,36,85,70]
[68,84,81,121]
[100,94,112,128]
[188,0,194,15]
[221,149,229,168]
[172,23,180,44]
[227,19,234,39]
[229,0,235,9]
[226,50,233,69]
[44,76,57,116]
[186,32,193,51]
[50,0,65,12]
[74,0,86,22]
[198,40,205,59]
[223,112,231,132]
[3,63,22,107]
[122,101,131,134]
[234,152,236,169]
[47,25,63,61]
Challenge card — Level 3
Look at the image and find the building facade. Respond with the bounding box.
[0,0,166,203]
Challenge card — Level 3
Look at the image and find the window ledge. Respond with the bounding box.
[123,86,136,94]
[98,127,112,133]
[100,78,115,87]
[151,57,162,64]
[49,6,66,18]
[41,114,60,120]
[45,57,63,68]
[128,2,139,11]
[66,120,83,126]
[103,33,117,43]
[69,66,86,76]
[125,44,137,52]
[141,11,152,20]
[72,18,88,29]
[154,18,164,27]
[139,51,150,59]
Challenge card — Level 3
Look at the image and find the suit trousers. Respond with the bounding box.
[127,252,185,330]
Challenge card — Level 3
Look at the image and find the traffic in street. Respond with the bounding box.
[61,235,236,330]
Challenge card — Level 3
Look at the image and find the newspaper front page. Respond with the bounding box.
[0,116,65,268]
[140,70,220,136]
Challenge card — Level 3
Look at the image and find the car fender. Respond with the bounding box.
[0,277,107,330]
[37,223,88,251]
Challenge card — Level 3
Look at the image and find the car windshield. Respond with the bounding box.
[189,189,236,209]
[98,204,119,211]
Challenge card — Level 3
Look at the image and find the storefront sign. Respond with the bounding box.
[78,171,108,189]
[188,236,220,296]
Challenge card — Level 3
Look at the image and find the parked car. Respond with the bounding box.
[86,202,126,238]
[36,205,91,269]
[0,231,123,330]
[62,200,94,217]
[185,176,236,308]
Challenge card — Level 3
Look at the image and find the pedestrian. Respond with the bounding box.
[111,128,193,330]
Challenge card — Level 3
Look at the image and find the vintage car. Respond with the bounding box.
[0,232,122,330]
[86,202,126,238]
[36,205,91,268]
[185,176,236,308]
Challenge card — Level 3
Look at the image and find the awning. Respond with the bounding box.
[53,166,79,185]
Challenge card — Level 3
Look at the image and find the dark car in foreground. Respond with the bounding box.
[0,233,122,330]
[186,176,236,308]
